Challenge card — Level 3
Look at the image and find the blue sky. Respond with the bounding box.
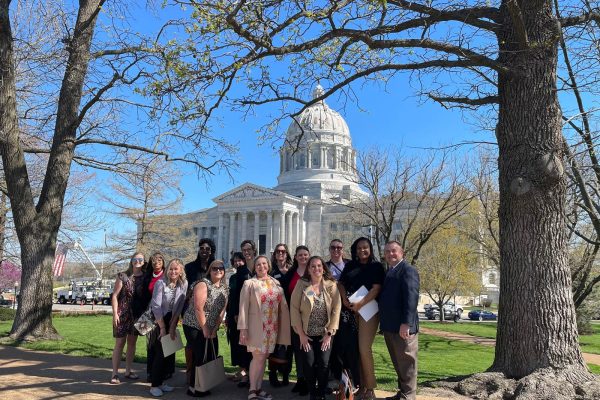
[177,82,492,214]
[76,1,499,253]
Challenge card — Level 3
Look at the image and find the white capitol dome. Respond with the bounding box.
[275,85,362,199]
[285,85,351,141]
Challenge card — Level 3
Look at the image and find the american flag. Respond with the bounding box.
[52,243,69,277]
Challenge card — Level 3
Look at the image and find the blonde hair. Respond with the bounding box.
[164,258,187,287]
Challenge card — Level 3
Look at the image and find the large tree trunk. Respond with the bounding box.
[490,0,593,390]
[0,0,103,340]
[449,3,600,398]
[10,234,60,340]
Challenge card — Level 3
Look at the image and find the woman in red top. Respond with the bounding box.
[145,252,167,381]
[281,245,310,395]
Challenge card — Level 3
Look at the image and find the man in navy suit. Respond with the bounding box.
[379,241,420,400]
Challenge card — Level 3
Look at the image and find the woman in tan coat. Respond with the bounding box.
[238,255,291,400]
[290,256,341,400]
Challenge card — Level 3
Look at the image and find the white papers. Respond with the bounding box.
[348,285,378,322]
[161,329,184,357]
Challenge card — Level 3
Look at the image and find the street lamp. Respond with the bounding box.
[13,281,18,309]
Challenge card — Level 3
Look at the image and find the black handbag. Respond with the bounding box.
[268,344,288,364]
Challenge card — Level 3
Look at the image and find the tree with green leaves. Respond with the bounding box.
[158,0,600,396]
[0,0,236,341]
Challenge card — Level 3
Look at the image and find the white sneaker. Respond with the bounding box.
[160,384,174,392]
[150,387,164,397]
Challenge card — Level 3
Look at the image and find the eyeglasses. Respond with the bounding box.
[132,258,144,263]
[330,246,343,251]
[275,250,286,254]
[211,267,225,272]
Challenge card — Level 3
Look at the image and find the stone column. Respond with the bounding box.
[217,213,224,260]
[254,211,260,253]
[266,211,273,254]
[228,213,235,258]
[241,212,248,241]
[299,208,304,245]
[294,212,300,246]
[307,147,312,168]
[333,145,338,169]
[280,151,284,173]
[280,211,286,243]
[286,212,293,248]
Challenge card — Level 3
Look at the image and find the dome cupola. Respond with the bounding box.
[274,84,363,199]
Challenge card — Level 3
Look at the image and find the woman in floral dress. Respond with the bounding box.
[110,251,147,384]
[238,256,291,400]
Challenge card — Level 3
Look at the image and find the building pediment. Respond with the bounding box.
[213,183,288,203]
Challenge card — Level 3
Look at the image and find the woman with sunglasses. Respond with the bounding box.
[110,251,147,384]
[268,244,293,387]
[290,256,341,400]
[239,256,291,400]
[149,259,188,397]
[182,260,228,397]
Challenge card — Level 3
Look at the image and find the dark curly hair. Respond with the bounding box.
[350,237,376,263]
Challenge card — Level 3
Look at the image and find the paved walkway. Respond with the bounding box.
[420,327,600,366]
[0,345,461,400]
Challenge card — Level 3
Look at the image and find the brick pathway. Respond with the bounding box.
[0,345,461,400]
[419,327,600,366]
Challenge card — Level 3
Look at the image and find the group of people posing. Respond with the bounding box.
[110,237,420,400]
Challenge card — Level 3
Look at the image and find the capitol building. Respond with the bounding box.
[188,85,369,260]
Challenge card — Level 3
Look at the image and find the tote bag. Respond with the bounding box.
[195,339,226,392]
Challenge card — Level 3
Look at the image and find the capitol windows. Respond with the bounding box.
[327,148,334,168]
[311,149,320,167]
[298,153,306,169]
[286,152,292,171]
[488,272,497,285]
[330,222,338,231]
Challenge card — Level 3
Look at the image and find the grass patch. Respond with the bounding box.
[0,307,16,321]
[421,321,497,339]
[0,316,597,389]
[422,321,600,355]
[579,324,600,355]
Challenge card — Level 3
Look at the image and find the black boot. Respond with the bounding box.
[269,370,281,387]
[292,377,306,393]
[299,379,309,396]
[282,373,290,386]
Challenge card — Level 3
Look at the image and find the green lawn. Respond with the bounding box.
[1,315,497,389]
[422,321,600,355]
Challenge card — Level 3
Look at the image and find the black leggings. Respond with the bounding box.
[149,312,173,388]
[300,335,332,396]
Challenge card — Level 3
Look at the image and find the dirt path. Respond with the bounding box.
[420,327,600,366]
[0,345,462,400]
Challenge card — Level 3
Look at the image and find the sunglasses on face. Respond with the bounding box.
[132,258,144,263]
[330,246,343,251]
[275,250,286,254]
[211,267,225,272]
[199,246,211,251]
